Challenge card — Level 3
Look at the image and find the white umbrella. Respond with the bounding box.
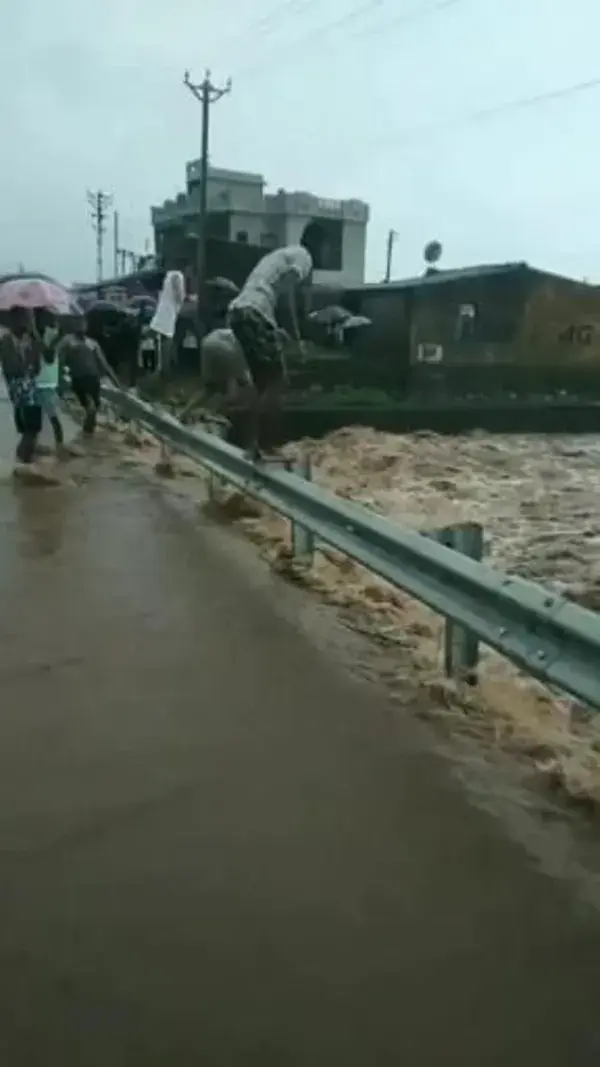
[341,315,372,331]
[308,305,352,326]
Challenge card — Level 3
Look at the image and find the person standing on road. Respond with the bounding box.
[35,339,64,453]
[57,316,119,436]
[33,310,64,454]
[0,306,43,464]
[227,244,313,458]
[138,322,159,374]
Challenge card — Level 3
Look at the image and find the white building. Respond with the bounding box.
[151,163,369,286]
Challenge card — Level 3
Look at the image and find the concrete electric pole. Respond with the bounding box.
[183,69,232,300]
[113,209,120,277]
[384,229,397,283]
[87,190,113,284]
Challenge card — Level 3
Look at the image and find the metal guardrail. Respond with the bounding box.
[102,385,600,711]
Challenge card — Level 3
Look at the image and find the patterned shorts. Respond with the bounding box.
[36,388,61,418]
[228,307,283,392]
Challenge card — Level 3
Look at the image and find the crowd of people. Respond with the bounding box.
[0,242,314,466]
[0,307,118,465]
[195,243,313,457]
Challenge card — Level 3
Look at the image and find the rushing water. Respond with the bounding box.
[291,428,600,610]
[114,419,600,800]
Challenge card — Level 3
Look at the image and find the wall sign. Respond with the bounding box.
[559,324,594,345]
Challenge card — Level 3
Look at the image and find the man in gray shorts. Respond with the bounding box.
[178,327,252,425]
[179,325,294,451]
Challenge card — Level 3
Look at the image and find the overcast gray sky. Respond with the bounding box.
[1,0,598,284]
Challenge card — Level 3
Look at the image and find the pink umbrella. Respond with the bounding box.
[0,276,81,315]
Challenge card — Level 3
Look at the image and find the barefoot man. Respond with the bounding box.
[226,245,312,458]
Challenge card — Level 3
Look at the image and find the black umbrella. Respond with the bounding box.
[86,299,131,321]
[128,294,157,312]
[205,276,239,296]
[85,300,132,338]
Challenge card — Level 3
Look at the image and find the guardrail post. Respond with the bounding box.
[290,453,315,564]
[206,418,228,501]
[443,522,484,685]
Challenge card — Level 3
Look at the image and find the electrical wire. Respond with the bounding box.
[465,75,600,127]
[348,0,462,39]
[234,0,458,81]
[336,73,600,179]
[207,0,325,70]
[203,0,320,64]
[394,74,600,145]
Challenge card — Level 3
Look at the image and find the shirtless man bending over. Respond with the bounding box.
[226,244,312,458]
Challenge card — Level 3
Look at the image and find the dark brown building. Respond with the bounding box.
[342,263,600,396]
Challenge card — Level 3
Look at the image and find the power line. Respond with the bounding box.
[379,74,600,151]
[234,0,387,79]
[348,0,461,39]
[331,72,600,183]
[86,190,112,284]
[235,0,458,81]
[207,0,322,67]
[465,75,600,128]
[254,0,322,34]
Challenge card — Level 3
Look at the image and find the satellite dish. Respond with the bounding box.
[423,240,443,265]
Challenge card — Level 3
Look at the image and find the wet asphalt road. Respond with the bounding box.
[1,393,600,1065]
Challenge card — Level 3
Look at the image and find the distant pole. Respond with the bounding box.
[183,69,232,308]
[87,190,113,283]
[384,229,397,283]
[113,210,120,277]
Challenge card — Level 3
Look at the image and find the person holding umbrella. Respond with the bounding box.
[0,274,81,463]
[0,306,43,464]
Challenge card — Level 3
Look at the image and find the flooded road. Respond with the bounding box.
[1,397,600,1065]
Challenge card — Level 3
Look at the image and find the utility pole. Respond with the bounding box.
[113,210,120,277]
[87,190,113,283]
[117,248,138,274]
[384,229,397,283]
[183,69,232,302]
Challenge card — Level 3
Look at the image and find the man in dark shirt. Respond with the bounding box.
[57,316,118,435]
[0,306,42,463]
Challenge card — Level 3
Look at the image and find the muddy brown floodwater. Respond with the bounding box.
[188,426,600,804]
[297,427,600,606]
[3,394,600,1065]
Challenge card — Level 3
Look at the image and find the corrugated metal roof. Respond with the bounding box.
[354,261,530,293]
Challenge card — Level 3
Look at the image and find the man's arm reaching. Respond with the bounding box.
[93,342,121,387]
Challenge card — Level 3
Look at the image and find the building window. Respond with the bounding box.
[300,218,343,271]
[455,303,477,340]
[417,343,443,364]
[235,230,249,243]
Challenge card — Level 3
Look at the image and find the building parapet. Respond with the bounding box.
[186,162,264,188]
[264,189,369,222]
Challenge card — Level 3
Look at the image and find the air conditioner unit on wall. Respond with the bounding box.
[417,343,443,364]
